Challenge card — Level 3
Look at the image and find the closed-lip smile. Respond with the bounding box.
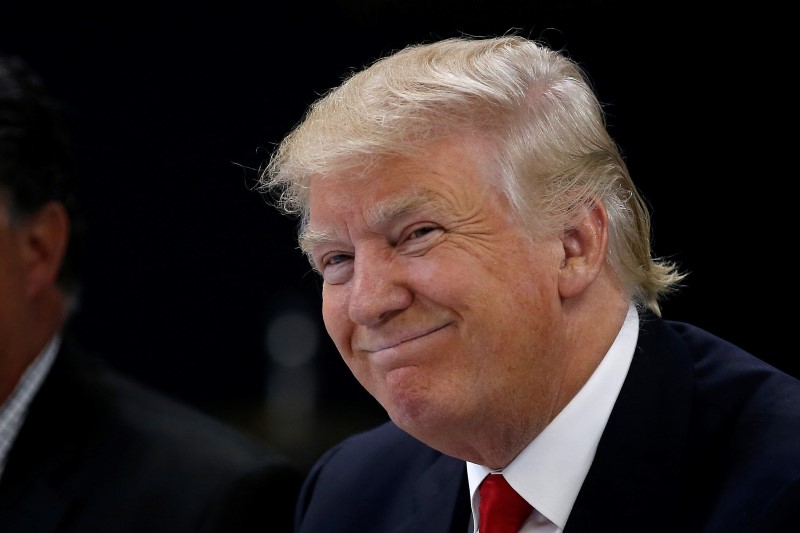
[361,323,452,354]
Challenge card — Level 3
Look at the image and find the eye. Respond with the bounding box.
[326,253,352,266]
[409,226,437,239]
[318,252,354,285]
[398,223,442,255]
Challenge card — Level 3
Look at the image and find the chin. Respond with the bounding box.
[386,394,458,444]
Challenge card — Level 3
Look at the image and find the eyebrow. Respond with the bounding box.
[298,227,335,257]
[299,189,440,256]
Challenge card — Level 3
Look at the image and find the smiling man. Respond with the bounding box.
[259,36,800,532]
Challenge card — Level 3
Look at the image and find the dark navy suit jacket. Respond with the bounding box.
[295,312,800,532]
[0,333,302,532]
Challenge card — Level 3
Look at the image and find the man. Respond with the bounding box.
[258,36,800,532]
[0,53,302,531]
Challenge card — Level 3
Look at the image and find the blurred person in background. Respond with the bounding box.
[0,51,302,532]
[260,35,800,532]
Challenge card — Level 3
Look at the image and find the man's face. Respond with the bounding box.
[0,194,30,364]
[305,135,571,461]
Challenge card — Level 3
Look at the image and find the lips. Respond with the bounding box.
[356,323,452,353]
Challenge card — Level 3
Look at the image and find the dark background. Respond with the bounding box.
[2,1,793,469]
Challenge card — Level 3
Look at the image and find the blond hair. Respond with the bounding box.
[260,36,685,314]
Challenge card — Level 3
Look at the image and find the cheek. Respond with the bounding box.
[406,251,479,306]
[321,287,380,397]
[321,285,354,353]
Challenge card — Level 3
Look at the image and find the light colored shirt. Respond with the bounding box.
[467,303,639,532]
[0,335,60,480]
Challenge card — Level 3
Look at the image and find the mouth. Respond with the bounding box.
[361,323,453,354]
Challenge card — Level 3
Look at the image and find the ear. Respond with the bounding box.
[557,200,609,299]
[20,201,70,297]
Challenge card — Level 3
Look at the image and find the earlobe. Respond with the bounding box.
[21,201,70,296]
[557,201,608,299]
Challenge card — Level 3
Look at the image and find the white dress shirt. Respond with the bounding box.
[467,304,639,532]
[0,335,60,480]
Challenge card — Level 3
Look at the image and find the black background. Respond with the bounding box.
[2,1,794,468]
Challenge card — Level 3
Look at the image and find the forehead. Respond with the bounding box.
[301,136,497,247]
[309,134,495,208]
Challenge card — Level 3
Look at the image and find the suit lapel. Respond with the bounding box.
[565,313,695,532]
[0,475,72,532]
[391,453,470,533]
[0,336,108,532]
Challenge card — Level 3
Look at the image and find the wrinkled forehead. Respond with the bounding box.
[296,128,498,208]
[303,154,438,220]
[300,187,441,255]
[300,135,503,250]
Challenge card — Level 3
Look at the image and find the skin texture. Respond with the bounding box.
[0,193,69,404]
[304,134,629,468]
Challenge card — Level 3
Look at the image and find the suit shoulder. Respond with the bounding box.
[40,344,293,474]
[98,364,284,468]
[664,318,800,414]
[661,319,800,529]
[296,421,465,533]
[318,420,438,470]
[4,343,303,533]
[304,420,453,499]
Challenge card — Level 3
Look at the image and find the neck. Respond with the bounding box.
[472,278,630,469]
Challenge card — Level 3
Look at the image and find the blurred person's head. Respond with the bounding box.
[0,52,81,400]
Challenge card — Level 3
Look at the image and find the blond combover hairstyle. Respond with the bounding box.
[260,35,685,315]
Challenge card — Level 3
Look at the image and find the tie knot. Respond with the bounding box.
[478,474,533,533]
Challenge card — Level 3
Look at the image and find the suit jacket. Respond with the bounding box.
[294,312,800,532]
[0,333,303,532]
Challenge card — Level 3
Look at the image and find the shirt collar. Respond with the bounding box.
[467,303,639,529]
[0,334,61,479]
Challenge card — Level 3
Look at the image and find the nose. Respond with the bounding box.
[347,250,412,326]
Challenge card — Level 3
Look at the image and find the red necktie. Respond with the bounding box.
[478,473,533,533]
